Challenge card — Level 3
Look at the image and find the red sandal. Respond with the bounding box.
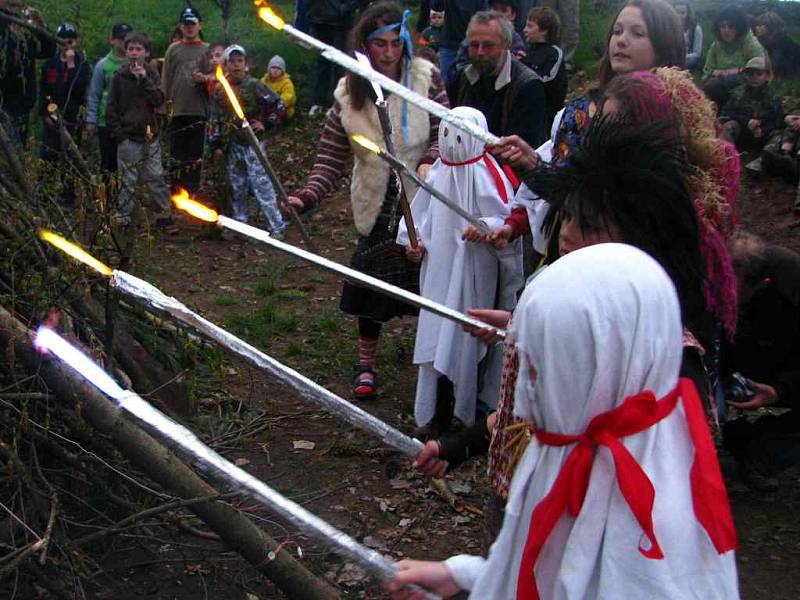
[353,365,377,399]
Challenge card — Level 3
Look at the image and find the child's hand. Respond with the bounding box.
[251,119,265,133]
[462,224,488,243]
[406,242,425,263]
[417,163,432,181]
[489,224,513,249]
[130,61,145,77]
[192,70,206,83]
[487,135,539,170]
[748,118,761,131]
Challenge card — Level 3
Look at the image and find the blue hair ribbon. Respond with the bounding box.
[366,9,413,143]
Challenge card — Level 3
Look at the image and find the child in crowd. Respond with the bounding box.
[489,0,527,57]
[199,42,226,96]
[261,55,296,120]
[39,23,92,162]
[761,105,800,184]
[419,8,445,50]
[398,106,523,437]
[671,0,703,70]
[208,45,286,236]
[85,22,133,174]
[754,11,800,79]
[522,7,567,129]
[162,6,210,194]
[702,4,765,107]
[106,31,173,228]
[720,57,783,152]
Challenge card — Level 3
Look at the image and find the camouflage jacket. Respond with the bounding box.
[720,83,783,137]
[209,75,286,150]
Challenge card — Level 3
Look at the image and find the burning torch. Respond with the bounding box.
[354,51,417,247]
[170,191,504,337]
[215,65,315,250]
[33,327,439,598]
[38,230,424,457]
[352,135,493,236]
[255,3,498,146]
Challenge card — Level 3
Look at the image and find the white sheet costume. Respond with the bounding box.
[397,106,523,426]
[443,244,739,599]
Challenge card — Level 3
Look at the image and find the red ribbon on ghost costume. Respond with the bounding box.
[441,152,517,203]
[516,377,737,600]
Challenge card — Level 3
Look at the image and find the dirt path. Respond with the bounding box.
[106,121,800,599]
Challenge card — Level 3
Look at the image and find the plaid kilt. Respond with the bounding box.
[340,175,420,322]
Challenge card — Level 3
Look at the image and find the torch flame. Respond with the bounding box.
[39,230,113,277]
[216,65,245,121]
[257,6,286,30]
[352,135,381,155]
[171,189,220,224]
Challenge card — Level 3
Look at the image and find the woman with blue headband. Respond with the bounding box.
[287,1,449,400]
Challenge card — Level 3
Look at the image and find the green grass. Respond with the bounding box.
[37,0,318,99]
[213,293,241,306]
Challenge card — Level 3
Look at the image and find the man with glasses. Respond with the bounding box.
[447,10,546,148]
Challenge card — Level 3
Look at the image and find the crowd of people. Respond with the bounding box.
[2,0,800,597]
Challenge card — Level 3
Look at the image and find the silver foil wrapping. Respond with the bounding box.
[111,270,423,457]
[217,216,505,339]
[377,151,492,235]
[280,24,499,145]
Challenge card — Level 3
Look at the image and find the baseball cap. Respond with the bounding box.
[743,57,767,72]
[180,6,201,23]
[111,23,133,39]
[223,44,246,61]
[56,22,78,39]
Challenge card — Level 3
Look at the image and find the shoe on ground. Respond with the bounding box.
[744,157,763,175]
[353,365,377,400]
[270,230,286,241]
[308,105,323,117]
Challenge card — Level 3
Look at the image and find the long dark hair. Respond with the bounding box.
[596,0,685,90]
[532,116,710,345]
[346,1,408,111]
[713,4,749,42]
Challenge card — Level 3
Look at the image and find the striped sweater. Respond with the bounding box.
[293,66,449,214]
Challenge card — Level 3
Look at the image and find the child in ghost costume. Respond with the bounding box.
[397,106,524,430]
[385,244,739,600]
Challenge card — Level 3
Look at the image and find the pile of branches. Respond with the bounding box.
[0,123,337,598]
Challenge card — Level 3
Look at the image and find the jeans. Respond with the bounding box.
[309,25,348,107]
[98,126,119,173]
[226,142,285,234]
[116,137,171,221]
[168,115,207,194]
[439,47,459,88]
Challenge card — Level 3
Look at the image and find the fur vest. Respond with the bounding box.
[336,57,434,236]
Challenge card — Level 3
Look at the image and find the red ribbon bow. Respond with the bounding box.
[516,378,737,599]
[441,152,518,204]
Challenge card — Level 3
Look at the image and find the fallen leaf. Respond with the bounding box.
[451,480,472,495]
[293,440,316,450]
[363,535,389,551]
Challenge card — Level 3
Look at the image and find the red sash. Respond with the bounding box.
[516,378,737,599]
[441,152,518,203]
